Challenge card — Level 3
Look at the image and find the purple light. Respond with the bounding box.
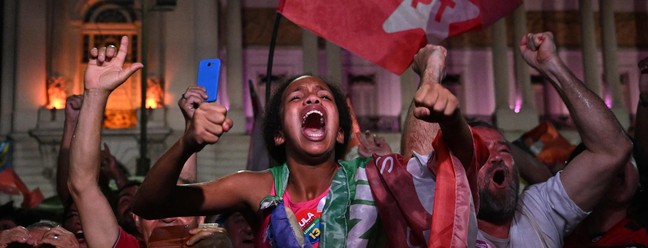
[514,95,522,113]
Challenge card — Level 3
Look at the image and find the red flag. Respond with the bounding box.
[278,0,522,74]
[366,129,488,247]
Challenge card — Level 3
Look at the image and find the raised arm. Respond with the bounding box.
[400,102,439,159]
[67,36,143,248]
[520,32,632,211]
[510,143,552,185]
[132,88,246,219]
[408,45,474,169]
[176,86,208,182]
[56,95,82,204]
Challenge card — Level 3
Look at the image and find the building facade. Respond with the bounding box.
[1,0,647,202]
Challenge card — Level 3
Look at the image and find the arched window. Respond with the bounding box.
[80,3,140,129]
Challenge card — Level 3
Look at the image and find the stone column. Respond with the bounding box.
[226,0,245,133]
[491,19,518,139]
[49,0,73,81]
[194,0,219,60]
[1,0,18,136]
[325,41,343,85]
[492,19,509,112]
[511,4,538,131]
[579,0,601,96]
[303,30,319,75]
[599,0,629,128]
[145,11,165,78]
[14,0,48,133]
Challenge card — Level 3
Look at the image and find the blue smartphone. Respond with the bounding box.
[197,58,221,102]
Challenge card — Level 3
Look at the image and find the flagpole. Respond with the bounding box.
[265,12,282,106]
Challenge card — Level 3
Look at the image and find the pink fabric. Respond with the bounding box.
[367,129,488,247]
[430,131,469,247]
[255,184,329,248]
[283,187,329,215]
[366,154,431,247]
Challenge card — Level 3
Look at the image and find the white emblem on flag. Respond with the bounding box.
[383,0,480,44]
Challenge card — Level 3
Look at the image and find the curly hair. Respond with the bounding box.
[262,74,351,165]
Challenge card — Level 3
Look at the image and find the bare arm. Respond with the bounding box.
[510,143,552,184]
[177,86,208,182]
[132,99,253,219]
[56,95,82,203]
[67,36,143,248]
[133,137,269,220]
[520,32,632,211]
[400,101,439,159]
[407,45,474,169]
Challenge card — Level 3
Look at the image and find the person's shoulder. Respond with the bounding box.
[226,169,273,183]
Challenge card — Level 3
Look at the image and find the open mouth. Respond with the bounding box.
[301,108,326,139]
[75,230,85,242]
[493,169,506,186]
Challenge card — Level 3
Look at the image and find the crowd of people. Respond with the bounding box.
[1,31,647,248]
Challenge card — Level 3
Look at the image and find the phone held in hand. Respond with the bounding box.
[197,58,221,103]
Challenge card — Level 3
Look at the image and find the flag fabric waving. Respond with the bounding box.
[278,0,522,74]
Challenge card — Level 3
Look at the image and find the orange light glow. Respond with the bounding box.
[46,76,68,109]
[146,77,164,109]
[103,109,137,129]
[47,98,66,110]
[146,97,159,109]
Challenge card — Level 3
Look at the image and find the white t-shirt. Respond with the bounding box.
[477,172,589,248]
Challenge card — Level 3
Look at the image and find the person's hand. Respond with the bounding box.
[411,46,458,123]
[519,32,559,72]
[183,103,233,152]
[357,131,392,157]
[0,226,33,247]
[84,36,143,92]
[38,226,79,248]
[64,95,83,124]
[186,225,232,248]
[178,86,208,123]
[412,82,459,123]
[410,45,459,123]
